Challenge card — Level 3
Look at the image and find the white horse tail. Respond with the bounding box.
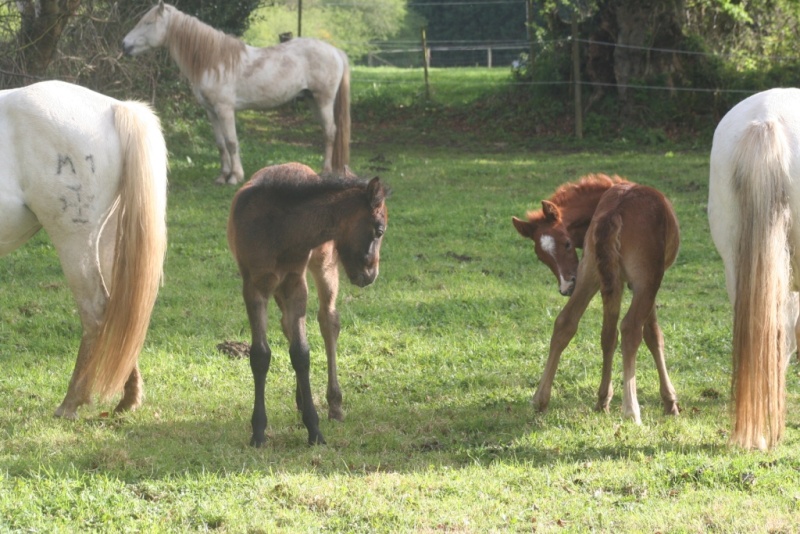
[730,119,791,450]
[80,101,168,401]
[331,53,351,174]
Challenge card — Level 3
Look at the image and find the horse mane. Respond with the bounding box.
[165,5,245,84]
[526,173,626,223]
[549,173,625,207]
[258,174,373,203]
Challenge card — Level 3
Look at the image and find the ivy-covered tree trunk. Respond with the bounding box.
[15,0,81,78]
[608,0,686,115]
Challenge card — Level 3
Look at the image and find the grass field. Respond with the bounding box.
[1,68,799,532]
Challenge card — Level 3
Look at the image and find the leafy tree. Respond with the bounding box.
[175,0,261,36]
[244,0,410,61]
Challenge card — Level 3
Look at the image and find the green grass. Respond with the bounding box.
[1,69,800,532]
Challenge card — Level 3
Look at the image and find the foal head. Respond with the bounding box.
[512,200,579,296]
[337,177,389,288]
[122,2,172,56]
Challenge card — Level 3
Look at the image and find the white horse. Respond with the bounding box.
[708,87,800,450]
[122,1,351,185]
[0,80,168,418]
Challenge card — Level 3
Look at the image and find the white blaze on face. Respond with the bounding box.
[540,234,573,294]
[540,234,556,257]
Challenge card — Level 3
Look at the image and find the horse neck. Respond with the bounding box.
[301,188,367,245]
[166,10,244,84]
[558,185,614,247]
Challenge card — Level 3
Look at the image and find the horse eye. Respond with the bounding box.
[375,227,384,238]
[565,241,572,250]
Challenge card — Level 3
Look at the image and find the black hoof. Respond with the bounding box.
[250,434,266,448]
[308,433,326,446]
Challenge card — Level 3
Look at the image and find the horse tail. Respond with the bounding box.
[331,52,351,174]
[730,119,791,450]
[79,101,168,401]
[594,211,624,301]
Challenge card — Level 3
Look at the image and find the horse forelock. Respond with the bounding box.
[166,7,245,84]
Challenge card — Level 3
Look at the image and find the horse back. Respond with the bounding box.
[588,183,680,288]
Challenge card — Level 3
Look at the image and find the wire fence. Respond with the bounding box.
[353,35,793,98]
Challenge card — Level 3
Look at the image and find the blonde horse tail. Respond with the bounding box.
[79,101,168,401]
[331,53,351,174]
[730,119,791,450]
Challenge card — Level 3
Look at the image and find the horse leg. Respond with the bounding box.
[215,105,244,185]
[243,276,272,447]
[618,286,661,424]
[596,283,622,414]
[52,227,110,418]
[206,108,233,185]
[642,306,680,416]
[278,273,325,445]
[310,243,344,421]
[113,364,143,413]
[311,99,336,174]
[532,265,600,412]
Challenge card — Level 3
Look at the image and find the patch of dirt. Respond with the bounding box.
[216,340,250,359]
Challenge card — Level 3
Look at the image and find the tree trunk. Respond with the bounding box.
[598,0,685,117]
[15,0,81,78]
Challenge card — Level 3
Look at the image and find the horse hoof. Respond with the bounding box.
[226,175,241,185]
[250,434,266,448]
[664,402,680,416]
[308,433,326,446]
[54,405,79,420]
[328,407,345,422]
[214,175,228,185]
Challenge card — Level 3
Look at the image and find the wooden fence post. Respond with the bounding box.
[421,27,430,99]
[571,17,583,139]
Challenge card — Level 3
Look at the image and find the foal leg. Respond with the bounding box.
[618,286,661,424]
[532,266,600,412]
[643,306,680,416]
[310,243,344,421]
[278,274,325,445]
[243,278,272,447]
[596,282,623,414]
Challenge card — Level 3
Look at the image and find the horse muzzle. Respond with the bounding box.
[559,276,576,296]
[350,267,379,288]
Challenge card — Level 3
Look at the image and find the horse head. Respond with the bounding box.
[513,200,578,296]
[122,2,172,56]
[338,177,389,288]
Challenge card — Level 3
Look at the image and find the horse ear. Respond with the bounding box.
[158,0,165,11]
[512,216,534,238]
[367,177,386,208]
[542,200,561,222]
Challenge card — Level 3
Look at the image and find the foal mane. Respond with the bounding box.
[165,5,245,84]
[268,176,370,200]
[548,173,624,207]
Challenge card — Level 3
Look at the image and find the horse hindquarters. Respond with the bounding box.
[713,119,792,450]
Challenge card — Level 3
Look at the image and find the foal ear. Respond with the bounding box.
[157,0,165,11]
[512,216,534,238]
[366,177,386,208]
[541,200,561,222]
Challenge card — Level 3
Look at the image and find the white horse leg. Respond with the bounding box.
[206,108,233,184]
[214,105,244,184]
[312,100,336,174]
[52,232,109,418]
